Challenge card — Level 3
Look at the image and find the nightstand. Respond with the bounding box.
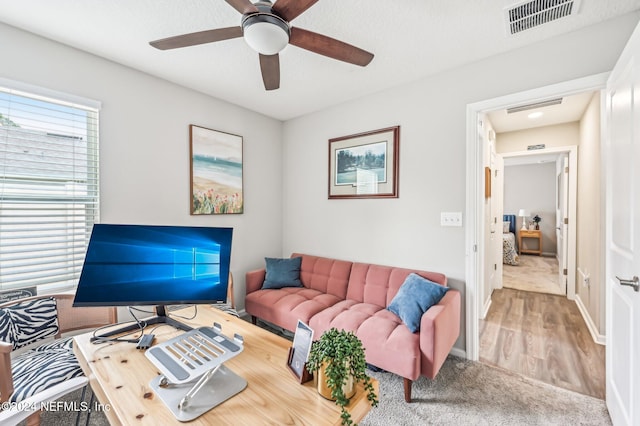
[518,229,542,256]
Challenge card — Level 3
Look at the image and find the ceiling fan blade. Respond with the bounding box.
[225,0,259,15]
[272,0,319,22]
[289,27,374,66]
[259,54,280,91]
[150,27,242,50]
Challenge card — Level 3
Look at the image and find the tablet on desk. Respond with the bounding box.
[290,320,314,379]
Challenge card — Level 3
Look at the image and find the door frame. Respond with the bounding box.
[557,155,570,294]
[499,146,576,297]
[465,72,608,360]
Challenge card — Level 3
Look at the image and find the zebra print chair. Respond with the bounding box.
[0,294,116,426]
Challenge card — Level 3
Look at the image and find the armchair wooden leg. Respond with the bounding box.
[403,378,412,402]
[26,411,41,426]
[251,316,257,325]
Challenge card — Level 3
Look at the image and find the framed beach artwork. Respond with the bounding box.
[328,126,399,199]
[190,125,243,214]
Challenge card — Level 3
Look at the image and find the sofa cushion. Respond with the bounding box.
[346,263,447,308]
[10,336,82,403]
[294,253,352,299]
[387,273,449,333]
[309,300,421,380]
[262,257,303,289]
[245,287,343,332]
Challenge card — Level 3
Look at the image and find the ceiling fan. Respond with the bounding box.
[149,0,374,91]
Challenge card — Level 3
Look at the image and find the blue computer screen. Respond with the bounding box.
[73,224,233,307]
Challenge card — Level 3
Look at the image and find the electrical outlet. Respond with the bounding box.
[441,212,462,227]
[578,267,590,287]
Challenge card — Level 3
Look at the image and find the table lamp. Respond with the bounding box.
[518,209,529,231]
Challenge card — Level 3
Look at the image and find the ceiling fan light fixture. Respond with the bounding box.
[242,13,290,55]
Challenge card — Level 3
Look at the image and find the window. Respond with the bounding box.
[0,80,100,293]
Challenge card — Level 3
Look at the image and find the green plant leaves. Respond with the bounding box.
[307,328,379,426]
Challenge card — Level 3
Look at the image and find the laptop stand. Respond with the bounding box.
[146,323,247,421]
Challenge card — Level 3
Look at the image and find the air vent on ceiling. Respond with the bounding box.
[507,97,563,114]
[504,0,581,35]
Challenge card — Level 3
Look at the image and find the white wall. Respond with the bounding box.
[4,11,638,354]
[577,91,605,336]
[282,13,640,353]
[496,122,580,153]
[0,22,284,311]
[503,163,557,254]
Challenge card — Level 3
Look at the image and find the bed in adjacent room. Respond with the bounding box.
[502,214,519,266]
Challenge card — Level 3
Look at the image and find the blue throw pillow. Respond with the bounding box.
[387,273,449,333]
[262,257,303,289]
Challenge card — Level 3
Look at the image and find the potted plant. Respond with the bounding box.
[306,328,378,425]
[532,214,542,230]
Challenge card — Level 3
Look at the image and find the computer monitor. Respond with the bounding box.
[73,223,233,338]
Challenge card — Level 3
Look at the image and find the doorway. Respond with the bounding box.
[470,85,604,398]
[464,73,608,362]
[478,142,606,397]
[499,150,571,297]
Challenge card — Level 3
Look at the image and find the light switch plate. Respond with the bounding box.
[441,212,462,227]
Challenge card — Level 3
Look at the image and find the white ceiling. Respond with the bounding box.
[503,153,562,166]
[492,90,592,166]
[1,0,640,121]
[487,91,595,133]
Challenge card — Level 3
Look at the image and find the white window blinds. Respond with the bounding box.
[0,83,100,292]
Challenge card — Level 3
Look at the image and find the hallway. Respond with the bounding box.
[479,287,605,399]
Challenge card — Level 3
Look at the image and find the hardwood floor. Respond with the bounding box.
[479,288,605,399]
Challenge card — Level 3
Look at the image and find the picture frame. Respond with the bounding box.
[328,126,400,199]
[190,125,243,215]
[485,167,491,198]
[287,320,314,383]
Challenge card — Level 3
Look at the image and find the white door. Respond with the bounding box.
[605,21,640,426]
[556,155,569,294]
[481,129,493,316]
[493,153,504,290]
[486,150,497,298]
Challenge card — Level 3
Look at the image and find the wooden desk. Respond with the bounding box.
[518,229,542,255]
[74,306,377,425]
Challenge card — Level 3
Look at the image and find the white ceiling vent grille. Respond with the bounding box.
[506,97,563,114]
[505,0,581,35]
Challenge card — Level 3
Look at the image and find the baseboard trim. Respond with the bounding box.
[481,297,492,320]
[450,347,467,359]
[574,295,606,346]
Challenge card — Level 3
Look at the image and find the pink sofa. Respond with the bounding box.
[245,253,461,402]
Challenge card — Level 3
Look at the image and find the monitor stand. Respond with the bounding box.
[90,305,192,341]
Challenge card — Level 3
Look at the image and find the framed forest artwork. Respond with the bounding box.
[190,125,243,214]
[328,126,399,199]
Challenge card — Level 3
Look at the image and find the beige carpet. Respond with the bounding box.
[503,254,564,295]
